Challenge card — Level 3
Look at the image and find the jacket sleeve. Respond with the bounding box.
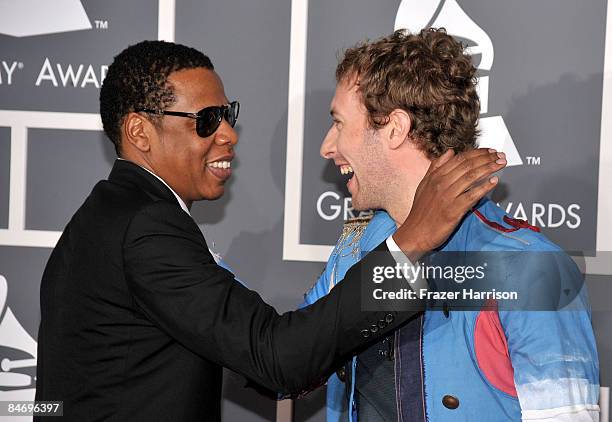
[498,252,600,421]
[122,201,418,396]
[301,261,333,308]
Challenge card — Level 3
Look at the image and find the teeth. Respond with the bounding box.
[208,161,231,169]
[339,165,353,175]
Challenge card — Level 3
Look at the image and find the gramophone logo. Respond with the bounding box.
[395,0,523,166]
[0,275,37,401]
[282,0,527,261]
[0,0,92,37]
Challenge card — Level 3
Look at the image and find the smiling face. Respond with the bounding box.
[136,67,238,205]
[320,77,395,211]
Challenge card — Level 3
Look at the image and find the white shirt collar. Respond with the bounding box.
[116,158,191,216]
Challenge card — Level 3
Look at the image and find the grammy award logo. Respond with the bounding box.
[395,0,523,166]
[0,275,37,401]
[0,0,92,37]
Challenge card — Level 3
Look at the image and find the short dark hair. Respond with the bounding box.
[336,28,480,158]
[100,40,214,155]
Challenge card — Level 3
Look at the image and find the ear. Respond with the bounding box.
[386,109,412,150]
[122,112,155,153]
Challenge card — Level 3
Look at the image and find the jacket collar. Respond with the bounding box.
[108,159,180,208]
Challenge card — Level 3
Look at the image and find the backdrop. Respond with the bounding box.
[0,1,611,421]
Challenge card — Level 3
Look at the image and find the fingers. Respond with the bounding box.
[457,175,500,211]
[435,148,495,177]
[428,149,455,173]
[443,150,506,189]
[446,156,505,198]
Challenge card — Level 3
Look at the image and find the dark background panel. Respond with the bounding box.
[300,0,403,246]
[0,246,53,394]
[0,0,159,113]
[0,127,9,229]
[176,0,325,420]
[299,0,606,255]
[25,129,115,231]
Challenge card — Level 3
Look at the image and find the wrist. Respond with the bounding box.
[391,232,427,263]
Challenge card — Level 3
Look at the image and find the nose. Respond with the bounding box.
[214,120,238,147]
[320,127,337,159]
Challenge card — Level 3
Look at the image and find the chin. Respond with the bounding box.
[200,186,225,201]
[208,190,225,200]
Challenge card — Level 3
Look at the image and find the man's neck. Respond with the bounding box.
[381,172,418,229]
[387,197,413,229]
[383,149,431,228]
[384,169,435,229]
[117,157,192,214]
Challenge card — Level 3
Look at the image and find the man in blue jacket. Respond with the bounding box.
[303,28,599,421]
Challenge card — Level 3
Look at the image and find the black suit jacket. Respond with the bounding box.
[35,159,418,421]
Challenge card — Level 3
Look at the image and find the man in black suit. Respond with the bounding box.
[35,41,504,421]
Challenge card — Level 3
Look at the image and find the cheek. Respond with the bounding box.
[337,132,358,156]
[341,140,365,166]
[188,140,214,164]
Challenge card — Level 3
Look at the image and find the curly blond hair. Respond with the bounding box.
[336,28,480,158]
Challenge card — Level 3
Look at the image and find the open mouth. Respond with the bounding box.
[206,159,233,181]
[338,164,356,191]
[339,164,353,176]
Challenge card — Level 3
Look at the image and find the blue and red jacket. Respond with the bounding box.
[302,199,600,421]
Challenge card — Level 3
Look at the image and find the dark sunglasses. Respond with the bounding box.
[136,101,240,138]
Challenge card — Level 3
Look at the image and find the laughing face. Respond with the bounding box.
[145,67,237,205]
[320,77,394,211]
